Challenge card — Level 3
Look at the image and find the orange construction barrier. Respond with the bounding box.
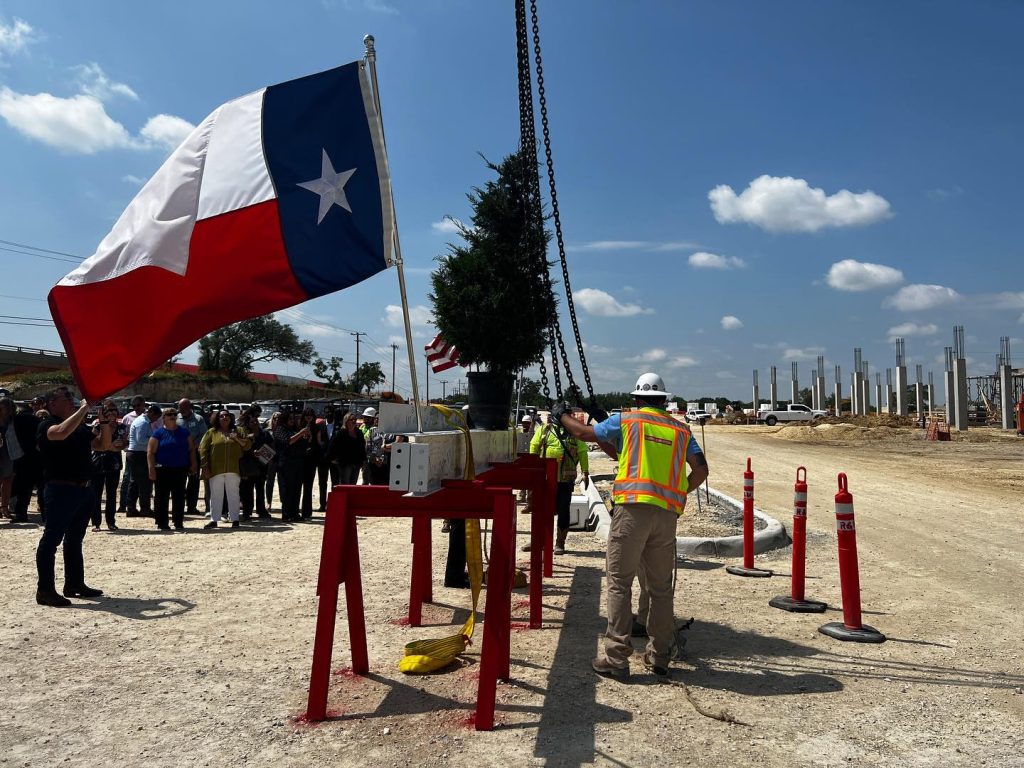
[726,458,773,578]
[770,467,827,613]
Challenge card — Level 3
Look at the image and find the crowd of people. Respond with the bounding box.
[0,393,397,533]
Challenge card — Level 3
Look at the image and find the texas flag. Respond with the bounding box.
[48,62,394,401]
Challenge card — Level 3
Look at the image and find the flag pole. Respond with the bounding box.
[363,34,423,433]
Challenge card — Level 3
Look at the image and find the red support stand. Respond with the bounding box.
[305,480,521,731]
[770,467,827,613]
[474,454,558,628]
[819,473,885,643]
[726,458,773,578]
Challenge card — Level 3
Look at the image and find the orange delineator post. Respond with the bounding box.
[726,458,773,578]
[818,473,885,643]
[770,467,827,613]
[305,481,518,730]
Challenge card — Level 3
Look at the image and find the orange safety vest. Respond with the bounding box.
[613,407,692,514]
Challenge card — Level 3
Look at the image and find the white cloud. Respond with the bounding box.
[984,291,1024,309]
[384,304,433,327]
[139,114,195,150]
[926,185,963,201]
[387,335,405,346]
[294,323,337,338]
[627,348,667,363]
[582,342,614,354]
[574,288,653,317]
[1018,313,1024,325]
[567,240,701,253]
[782,346,825,362]
[363,0,398,13]
[689,251,745,270]
[715,370,737,380]
[720,315,743,330]
[709,175,893,233]
[0,18,35,59]
[0,87,133,153]
[667,356,698,369]
[0,85,194,154]
[883,284,961,311]
[826,259,904,291]
[73,62,138,101]
[887,322,938,342]
[431,217,464,235]
[122,174,146,186]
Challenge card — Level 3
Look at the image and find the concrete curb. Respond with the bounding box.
[587,477,790,558]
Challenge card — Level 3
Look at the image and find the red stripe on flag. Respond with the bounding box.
[49,200,307,401]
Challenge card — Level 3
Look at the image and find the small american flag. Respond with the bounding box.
[424,333,462,373]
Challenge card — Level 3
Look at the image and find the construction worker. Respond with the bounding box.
[551,372,708,678]
[1016,393,1024,436]
[526,411,589,555]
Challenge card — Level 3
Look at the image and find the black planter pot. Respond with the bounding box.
[467,371,515,430]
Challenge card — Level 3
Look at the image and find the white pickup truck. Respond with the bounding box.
[756,404,827,426]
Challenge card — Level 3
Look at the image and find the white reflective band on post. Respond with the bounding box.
[744,479,754,487]
[794,492,807,502]
[836,519,856,532]
[835,503,855,515]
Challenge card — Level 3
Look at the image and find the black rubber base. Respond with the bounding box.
[818,621,886,643]
[770,595,828,613]
[726,565,773,578]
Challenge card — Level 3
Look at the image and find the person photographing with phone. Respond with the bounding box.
[35,387,106,606]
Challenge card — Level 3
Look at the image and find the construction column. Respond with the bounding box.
[834,365,842,417]
[852,349,862,415]
[915,364,924,418]
[791,362,799,406]
[885,368,893,415]
[874,373,883,418]
[815,356,826,414]
[770,365,778,410]
[895,338,908,417]
[952,326,969,432]
[752,370,760,414]
[999,337,1013,431]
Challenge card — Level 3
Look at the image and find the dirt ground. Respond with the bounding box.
[2,423,1022,767]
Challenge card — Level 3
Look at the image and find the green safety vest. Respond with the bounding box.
[613,407,692,514]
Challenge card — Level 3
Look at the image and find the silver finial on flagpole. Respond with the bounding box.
[363,34,376,61]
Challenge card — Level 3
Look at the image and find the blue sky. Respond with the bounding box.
[1,1,1021,402]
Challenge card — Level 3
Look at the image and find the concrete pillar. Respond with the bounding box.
[834,382,842,416]
[895,366,908,416]
[875,382,883,416]
[928,383,934,418]
[817,375,826,412]
[944,370,955,425]
[769,366,777,410]
[953,358,968,431]
[752,385,759,412]
[1000,365,1013,430]
[812,379,820,410]
[915,383,924,418]
[861,377,871,414]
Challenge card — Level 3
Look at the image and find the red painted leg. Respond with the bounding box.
[424,516,433,603]
[408,516,429,626]
[344,510,370,675]
[529,480,544,628]
[493,494,515,682]
[306,489,348,719]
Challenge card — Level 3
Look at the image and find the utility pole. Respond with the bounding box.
[389,343,398,392]
[350,331,365,372]
[441,380,448,401]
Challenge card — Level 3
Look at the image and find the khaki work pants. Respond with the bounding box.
[603,502,678,667]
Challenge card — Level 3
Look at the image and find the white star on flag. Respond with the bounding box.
[297,149,357,224]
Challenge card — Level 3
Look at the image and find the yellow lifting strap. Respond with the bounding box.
[399,404,484,674]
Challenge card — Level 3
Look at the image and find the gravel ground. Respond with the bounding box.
[2,422,1021,767]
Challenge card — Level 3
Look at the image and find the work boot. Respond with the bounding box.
[591,657,629,679]
[630,616,649,638]
[641,651,669,678]
[63,584,103,598]
[554,527,568,555]
[36,589,72,607]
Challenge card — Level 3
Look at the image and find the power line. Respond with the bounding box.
[0,245,82,265]
[0,294,47,302]
[0,314,53,322]
[0,238,84,260]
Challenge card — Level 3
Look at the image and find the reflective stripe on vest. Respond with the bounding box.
[613,408,692,514]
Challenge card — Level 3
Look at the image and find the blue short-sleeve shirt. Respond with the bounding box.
[151,426,191,468]
[594,412,703,456]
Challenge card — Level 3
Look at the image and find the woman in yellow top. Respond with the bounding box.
[529,413,590,554]
[199,410,252,529]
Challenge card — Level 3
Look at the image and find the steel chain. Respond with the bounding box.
[529,0,596,409]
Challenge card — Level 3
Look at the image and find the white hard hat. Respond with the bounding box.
[521,414,533,423]
[362,407,377,417]
[630,372,672,399]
